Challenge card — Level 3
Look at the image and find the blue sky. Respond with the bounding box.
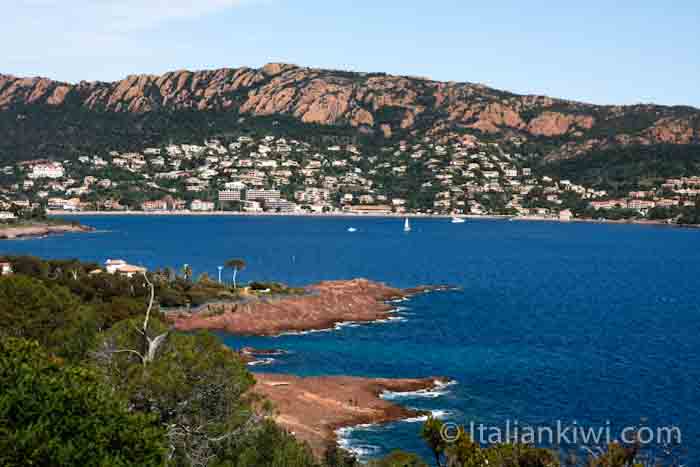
[2,0,699,107]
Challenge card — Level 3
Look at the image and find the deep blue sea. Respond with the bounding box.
[2,216,699,463]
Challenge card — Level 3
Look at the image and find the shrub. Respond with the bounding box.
[0,337,167,466]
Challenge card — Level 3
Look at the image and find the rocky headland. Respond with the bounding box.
[170,278,455,458]
[169,279,452,336]
[253,373,450,456]
[0,222,93,240]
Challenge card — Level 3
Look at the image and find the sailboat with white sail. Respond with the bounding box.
[403,218,411,232]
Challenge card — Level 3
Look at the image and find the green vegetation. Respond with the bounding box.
[225,258,247,289]
[0,256,320,466]
[0,256,682,466]
[0,204,80,229]
[367,451,428,467]
[419,417,648,467]
[248,281,306,295]
[0,274,97,361]
[677,197,700,225]
[541,145,700,196]
[0,337,167,467]
[0,105,364,165]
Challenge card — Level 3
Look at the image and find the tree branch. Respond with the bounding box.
[111,349,146,363]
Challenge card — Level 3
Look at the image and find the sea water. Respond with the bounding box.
[2,215,698,462]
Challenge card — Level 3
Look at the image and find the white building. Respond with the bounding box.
[246,189,281,203]
[219,190,241,202]
[29,163,65,179]
[104,259,147,278]
[0,262,13,275]
[224,181,247,190]
[190,200,215,211]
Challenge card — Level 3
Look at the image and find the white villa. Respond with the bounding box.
[104,259,147,278]
[0,262,13,276]
[29,163,65,179]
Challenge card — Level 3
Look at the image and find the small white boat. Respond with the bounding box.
[451,216,466,224]
[347,227,357,232]
[403,218,411,232]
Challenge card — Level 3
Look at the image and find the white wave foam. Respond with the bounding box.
[400,409,451,423]
[334,321,363,329]
[247,358,275,366]
[434,379,458,389]
[241,349,288,357]
[273,327,335,337]
[373,316,408,324]
[341,443,381,458]
[380,380,457,400]
[273,311,412,337]
[388,297,409,303]
[401,415,430,423]
[407,409,452,419]
[431,409,452,419]
[335,425,383,459]
[381,388,445,399]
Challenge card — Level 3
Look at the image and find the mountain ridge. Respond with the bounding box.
[3,65,697,110]
[1,62,699,161]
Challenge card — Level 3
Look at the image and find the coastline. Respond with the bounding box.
[511,215,700,228]
[0,222,94,240]
[168,279,452,336]
[47,209,509,220]
[47,210,699,228]
[174,279,456,458]
[253,373,451,457]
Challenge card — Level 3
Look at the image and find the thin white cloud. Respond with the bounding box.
[17,0,254,33]
[1,0,269,80]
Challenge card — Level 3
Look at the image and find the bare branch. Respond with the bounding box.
[132,321,145,336]
[142,271,155,335]
[145,332,169,363]
[111,349,146,363]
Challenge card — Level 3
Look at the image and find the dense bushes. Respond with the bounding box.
[677,198,700,224]
[541,144,700,196]
[0,338,167,466]
[0,275,97,361]
[0,256,670,466]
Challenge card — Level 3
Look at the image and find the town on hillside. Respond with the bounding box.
[1,133,699,223]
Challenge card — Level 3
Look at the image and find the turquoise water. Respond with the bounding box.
[2,216,699,463]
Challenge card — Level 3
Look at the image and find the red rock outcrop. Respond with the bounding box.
[254,373,449,456]
[646,117,696,144]
[1,64,698,158]
[168,279,448,336]
[527,112,595,137]
[468,103,525,133]
[0,223,93,240]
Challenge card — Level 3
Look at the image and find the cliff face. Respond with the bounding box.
[1,63,698,159]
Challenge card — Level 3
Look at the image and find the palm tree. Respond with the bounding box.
[225,259,246,289]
